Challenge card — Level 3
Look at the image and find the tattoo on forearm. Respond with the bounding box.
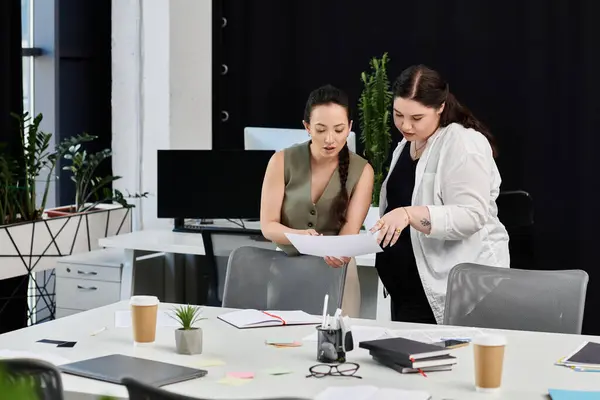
[420,218,431,227]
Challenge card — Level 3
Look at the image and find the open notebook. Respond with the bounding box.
[218,309,321,329]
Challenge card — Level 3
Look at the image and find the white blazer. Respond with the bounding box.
[379,123,510,324]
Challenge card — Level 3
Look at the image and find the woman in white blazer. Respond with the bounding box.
[369,65,510,324]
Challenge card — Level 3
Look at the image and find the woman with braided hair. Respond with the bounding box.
[369,65,510,324]
[260,84,374,317]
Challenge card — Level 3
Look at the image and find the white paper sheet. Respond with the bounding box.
[284,233,382,258]
[0,349,70,366]
[315,386,431,400]
[114,310,181,328]
[390,327,487,343]
[303,325,392,346]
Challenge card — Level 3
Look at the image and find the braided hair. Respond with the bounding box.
[303,85,351,229]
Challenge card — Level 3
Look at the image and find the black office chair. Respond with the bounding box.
[496,190,534,228]
[122,377,310,400]
[0,358,64,400]
[496,190,535,270]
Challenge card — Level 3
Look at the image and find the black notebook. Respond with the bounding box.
[370,350,457,369]
[59,354,207,386]
[359,337,451,361]
[372,355,454,374]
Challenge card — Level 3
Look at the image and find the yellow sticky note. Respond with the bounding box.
[218,377,251,386]
[197,359,226,367]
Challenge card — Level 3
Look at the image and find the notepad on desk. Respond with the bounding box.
[549,389,600,400]
[556,341,600,370]
[218,309,320,329]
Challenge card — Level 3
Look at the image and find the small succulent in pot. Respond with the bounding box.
[172,304,205,355]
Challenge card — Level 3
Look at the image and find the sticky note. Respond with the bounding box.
[197,359,226,367]
[265,340,302,348]
[217,377,251,386]
[264,367,293,376]
[265,339,297,345]
[226,371,254,379]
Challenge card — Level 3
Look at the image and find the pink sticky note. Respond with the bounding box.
[226,372,254,379]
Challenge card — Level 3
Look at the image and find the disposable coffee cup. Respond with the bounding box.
[130,295,159,345]
[473,335,506,393]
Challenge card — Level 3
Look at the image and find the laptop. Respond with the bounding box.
[59,354,207,386]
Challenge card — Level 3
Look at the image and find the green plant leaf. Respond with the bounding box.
[171,304,205,330]
[357,53,393,207]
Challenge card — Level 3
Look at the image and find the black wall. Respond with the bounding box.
[56,0,112,206]
[0,0,28,334]
[214,0,600,334]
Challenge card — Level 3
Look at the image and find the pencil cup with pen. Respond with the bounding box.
[317,297,354,363]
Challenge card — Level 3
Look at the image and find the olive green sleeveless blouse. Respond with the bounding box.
[278,141,368,255]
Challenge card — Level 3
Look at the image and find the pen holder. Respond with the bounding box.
[316,325,345,363]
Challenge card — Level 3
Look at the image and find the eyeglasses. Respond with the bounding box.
[306,362,362,379]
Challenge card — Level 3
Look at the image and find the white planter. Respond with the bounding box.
[364,205,380,231]
[0,204,132,280]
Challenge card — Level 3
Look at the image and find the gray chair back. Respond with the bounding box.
[0,358,64,400]
[222,246,346,315]
[443,263,589,334]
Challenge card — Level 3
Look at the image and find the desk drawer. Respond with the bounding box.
[56,277,120,310]
[55,308,82,319]
[55,263,121,283]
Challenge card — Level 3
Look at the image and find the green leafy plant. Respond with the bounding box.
[358,53,393,206]
[172,305,204,330]
[0,112,147,225]
[0,112,95,225]
[0,363,38,400]
[61,144,148,213]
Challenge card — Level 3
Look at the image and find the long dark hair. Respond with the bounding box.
[303,84,351,229]
[393,65,498,157]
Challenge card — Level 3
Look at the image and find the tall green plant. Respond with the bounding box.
[0,112,94,225]
[358,53,393,206]
[61,145,148,213]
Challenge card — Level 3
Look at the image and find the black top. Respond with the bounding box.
[375,144,436,323]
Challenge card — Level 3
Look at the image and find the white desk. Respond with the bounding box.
[0,301,597,399]
[98,228,389,321]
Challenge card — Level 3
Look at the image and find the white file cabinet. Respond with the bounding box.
[55,248,125,318]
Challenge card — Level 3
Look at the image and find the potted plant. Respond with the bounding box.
[358,53,393,223]
[0,112,143,325]
[172,304,205,355]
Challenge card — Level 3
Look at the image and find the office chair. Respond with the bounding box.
[496,190,535,270]
[222,246,347,316]
[122,377,311,400]
[0,358,64,400]
[444,263,589,334]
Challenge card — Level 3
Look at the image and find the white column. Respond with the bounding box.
[112,0,212,231]
[169,0,212,150]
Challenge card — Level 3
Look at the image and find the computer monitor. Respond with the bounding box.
[244,127,357,153]
[157,150,274,220]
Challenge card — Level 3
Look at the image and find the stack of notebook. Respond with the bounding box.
[359,337,457,374]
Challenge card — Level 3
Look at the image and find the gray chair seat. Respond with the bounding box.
[222,246,346,316]
[443,263,588,334]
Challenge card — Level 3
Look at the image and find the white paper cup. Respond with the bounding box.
[130,296,159,345]
[473,335,506,393]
